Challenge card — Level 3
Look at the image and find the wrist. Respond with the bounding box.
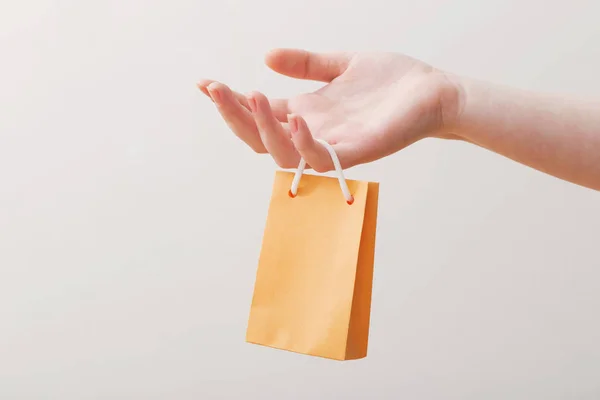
[438,72,470,138]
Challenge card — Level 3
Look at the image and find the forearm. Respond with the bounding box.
[451,77,600,191]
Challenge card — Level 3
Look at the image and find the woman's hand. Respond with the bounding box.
[198,49,462,171]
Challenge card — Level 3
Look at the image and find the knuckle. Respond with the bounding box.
[311,162,330,173]
[248,142,267,154]
[254,147,268,154]
[275,158,296,169]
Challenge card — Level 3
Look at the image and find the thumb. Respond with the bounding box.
[265,48,352,82]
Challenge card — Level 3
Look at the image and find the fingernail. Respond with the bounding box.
[288,115,298,134]
[247,96,257,113]
[207,86,220,104]
[197,84,213,101]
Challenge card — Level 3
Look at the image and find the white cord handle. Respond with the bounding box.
[289,139,354,204]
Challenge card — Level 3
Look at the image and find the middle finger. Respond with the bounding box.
[207,82,266,153]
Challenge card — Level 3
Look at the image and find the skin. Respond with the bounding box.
[198,48,600,191]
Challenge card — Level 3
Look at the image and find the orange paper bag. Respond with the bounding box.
[246,158,379,360]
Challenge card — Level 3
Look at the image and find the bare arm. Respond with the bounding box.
[451,77,600,190]
[198,49,600,191]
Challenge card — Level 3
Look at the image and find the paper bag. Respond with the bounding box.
[246,170,379,360]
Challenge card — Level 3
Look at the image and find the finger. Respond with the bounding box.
[247,91,300,168]
[288,114,355,172]
[243,96,289,122]
[197,79,214,99]
[265,48,353,82]
[198,79,289,121]
[206,82,266,153]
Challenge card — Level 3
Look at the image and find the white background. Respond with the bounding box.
[1,1,599,399]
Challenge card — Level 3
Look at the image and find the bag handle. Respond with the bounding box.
[289,139,354,205]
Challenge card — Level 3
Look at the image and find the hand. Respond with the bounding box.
[198,49,462,172]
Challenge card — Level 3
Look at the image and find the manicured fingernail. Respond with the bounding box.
[288,115,298,134]
[247,96,257,113]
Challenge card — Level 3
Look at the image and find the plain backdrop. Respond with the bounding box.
[1,1,599,399]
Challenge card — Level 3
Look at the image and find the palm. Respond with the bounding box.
[199,49,455,171]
